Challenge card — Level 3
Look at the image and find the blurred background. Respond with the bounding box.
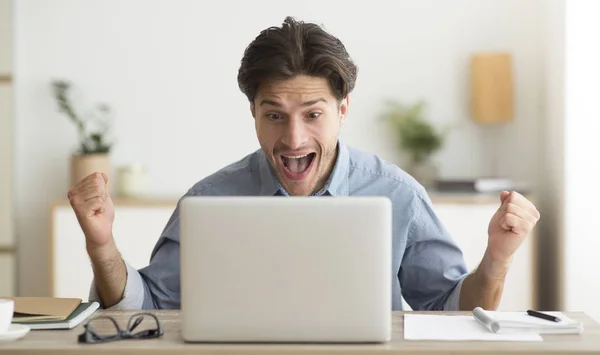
[1,0,599,321]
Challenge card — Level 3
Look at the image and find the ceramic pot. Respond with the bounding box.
[70,153,111,189]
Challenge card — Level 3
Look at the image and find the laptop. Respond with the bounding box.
[179,196,392,343]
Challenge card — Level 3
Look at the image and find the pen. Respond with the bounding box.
[527,310,560,322]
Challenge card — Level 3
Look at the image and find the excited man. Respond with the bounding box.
[68,17,540,311]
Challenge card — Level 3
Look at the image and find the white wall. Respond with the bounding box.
[14,0,545,296]
[564,0,600,321]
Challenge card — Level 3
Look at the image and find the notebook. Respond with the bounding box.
[10,297,82,322]
[472,307,584,334]
[12,301,100,330]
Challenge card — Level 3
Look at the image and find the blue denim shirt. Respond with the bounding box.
[90,141,468,311]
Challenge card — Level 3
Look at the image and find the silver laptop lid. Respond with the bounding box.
[180,196,392,343]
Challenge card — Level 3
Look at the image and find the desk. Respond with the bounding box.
[2,311,599,354]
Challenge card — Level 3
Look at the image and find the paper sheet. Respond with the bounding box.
[404,314,543,341]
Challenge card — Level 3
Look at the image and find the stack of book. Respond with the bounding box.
[9,297,99,330]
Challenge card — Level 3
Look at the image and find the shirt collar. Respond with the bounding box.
[258,140,350,197]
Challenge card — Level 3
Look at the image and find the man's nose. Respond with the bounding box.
[281,118,308,150]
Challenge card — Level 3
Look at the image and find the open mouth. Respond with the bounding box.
[281,152,316,176]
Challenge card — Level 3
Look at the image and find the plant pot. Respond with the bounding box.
[406,160,438,190]
[70,153,111,189]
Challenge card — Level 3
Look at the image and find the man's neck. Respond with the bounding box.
[311,144,340,195]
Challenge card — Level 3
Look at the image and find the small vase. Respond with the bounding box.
[70,153,111,190]
[117,163,147,199]
[406,160,438,190]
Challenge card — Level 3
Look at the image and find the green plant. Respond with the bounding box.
[52,80,113,155]
[380,100,448,165]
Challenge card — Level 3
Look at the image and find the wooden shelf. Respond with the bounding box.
[429,191,502,204]
[54,194,508,206]
[53,197,178,209]
[429,190,535,205]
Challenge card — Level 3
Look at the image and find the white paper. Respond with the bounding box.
[404,314,543,341]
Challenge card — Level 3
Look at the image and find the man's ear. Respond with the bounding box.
[339,96,349,126]
[250,102,256,118]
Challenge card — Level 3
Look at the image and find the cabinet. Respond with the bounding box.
[50,193,537,310]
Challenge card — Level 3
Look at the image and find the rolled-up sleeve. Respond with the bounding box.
[399,195,468,311]
[89,260,146,309]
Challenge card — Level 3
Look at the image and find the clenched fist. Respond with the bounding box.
[67,172,115,248]
[486,191,540,265]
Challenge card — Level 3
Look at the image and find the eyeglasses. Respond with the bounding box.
[78,312,164,344]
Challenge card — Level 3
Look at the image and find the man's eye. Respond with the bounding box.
[267,113,282,120]
[308,112,321,119]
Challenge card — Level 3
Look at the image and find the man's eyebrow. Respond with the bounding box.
[259,99,282,107]
[301,98,327,106]
[258,98,328,107]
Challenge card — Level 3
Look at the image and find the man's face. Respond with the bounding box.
[252,75,348,196]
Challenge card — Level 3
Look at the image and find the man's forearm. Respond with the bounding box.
[458,248,512,310]
[87,239,127,308]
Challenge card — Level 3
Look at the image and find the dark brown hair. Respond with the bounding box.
[237,16,358,104]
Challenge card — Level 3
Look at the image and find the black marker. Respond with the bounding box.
[527,310,560,322]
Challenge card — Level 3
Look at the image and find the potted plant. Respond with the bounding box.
[52,80,114,188]
[380,99,449,188]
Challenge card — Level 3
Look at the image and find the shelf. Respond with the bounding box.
[53,197,178,209]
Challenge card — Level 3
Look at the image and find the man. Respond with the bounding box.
[68,17,540,311]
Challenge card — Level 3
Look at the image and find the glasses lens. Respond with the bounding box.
[86,317,120,339]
